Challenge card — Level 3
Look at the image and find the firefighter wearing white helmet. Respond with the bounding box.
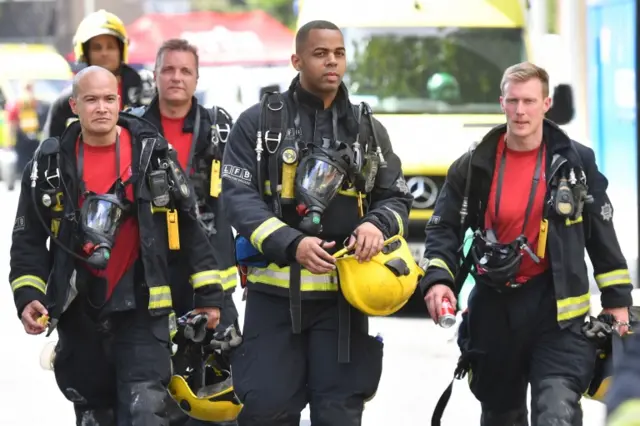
[42,9,144,138]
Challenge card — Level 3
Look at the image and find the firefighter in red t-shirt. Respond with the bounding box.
[420,62,632,425]
[9,66,224,425]
[125,38,240,425]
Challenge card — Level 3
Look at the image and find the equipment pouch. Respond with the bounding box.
[235,235,268,267]
[148,170,171,207]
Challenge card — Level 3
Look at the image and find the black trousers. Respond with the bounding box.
[231,290,384,426]
[53,297,173,426]
[457,273,597,426]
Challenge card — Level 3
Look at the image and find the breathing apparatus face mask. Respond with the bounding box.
[80,193,130,269]
[294,144,352,235]
[470,229,539,289]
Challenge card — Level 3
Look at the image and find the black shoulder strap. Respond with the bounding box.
[257,91,288,216]
[207,106,232,158]
[353,102,379,155]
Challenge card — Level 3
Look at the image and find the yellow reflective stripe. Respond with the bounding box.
[219,266,239,291]
[169,311,177,341]
[595,269,632,289]
[247,264,338,291]
[565,215,583,226]
[151,205,169,214]
[189,267,237,291]
[11,275,46,293]
[250,217,287,252]
[557,293,591,322]
[263,180,359,198]
[148,285,172,310]
[608,399,640,426]
[426,258,454,279]
[190,270,220,290]
[384,206,404,236]
[337,187,358,197]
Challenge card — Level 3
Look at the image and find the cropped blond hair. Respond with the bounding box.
[500,62,550,98]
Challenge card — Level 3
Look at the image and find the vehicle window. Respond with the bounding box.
[343,27,526,114]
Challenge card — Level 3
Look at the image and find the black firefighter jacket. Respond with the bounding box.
[419,119,633,326]
[42,64,143,138]
[137,96,237,316]
[9,113,224,323]
[221,76,413,299]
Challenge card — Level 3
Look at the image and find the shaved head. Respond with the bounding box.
[69,65,120,139]
[71,65,117,99]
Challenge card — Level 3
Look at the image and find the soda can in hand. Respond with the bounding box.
[438,298,457,328]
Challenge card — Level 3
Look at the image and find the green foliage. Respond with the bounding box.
[547,0,558,34]
[191,0,295,28]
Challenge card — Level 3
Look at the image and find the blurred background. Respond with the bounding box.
[0,0,637,424]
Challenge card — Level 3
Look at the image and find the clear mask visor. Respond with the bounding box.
[82,197,126,237]
[299,159,345,201]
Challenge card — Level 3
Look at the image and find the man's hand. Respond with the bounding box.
[346,222,385,263]
[425,284,457,324]
[602,307,630,335]
[192,307,221,329]
[21,300,48,335]
[296,237,336,274]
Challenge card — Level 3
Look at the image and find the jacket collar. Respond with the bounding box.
[145,95,200,134]
[287,74,351,118]
[471,119,575,175]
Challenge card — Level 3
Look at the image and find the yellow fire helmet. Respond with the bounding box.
[73,10,129,64]
[583,307,640,402]
[168,358,243,422]
[334,235,424,316]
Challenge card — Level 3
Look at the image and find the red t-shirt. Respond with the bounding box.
[485,134,549,283]
[78,128,140,298]
[6,101,20,123]
[161,116,192,170]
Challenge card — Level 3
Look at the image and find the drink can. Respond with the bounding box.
[438,298,457,328]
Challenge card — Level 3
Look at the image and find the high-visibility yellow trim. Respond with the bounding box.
[148,285,173,310]
[263,180,359,198]
[338,187,359,197]
[169,311,177,341]
[595,269,632,289]
[426,258,454,279]
[218,266,239,291]
[11,275,46,293]
[250,217,286,253]
[190,267,237,291]
[608,399,640,426]
[384,206,404,237]
[247,264,338,291]
[557,293,591,322]
[565,215,583,226]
